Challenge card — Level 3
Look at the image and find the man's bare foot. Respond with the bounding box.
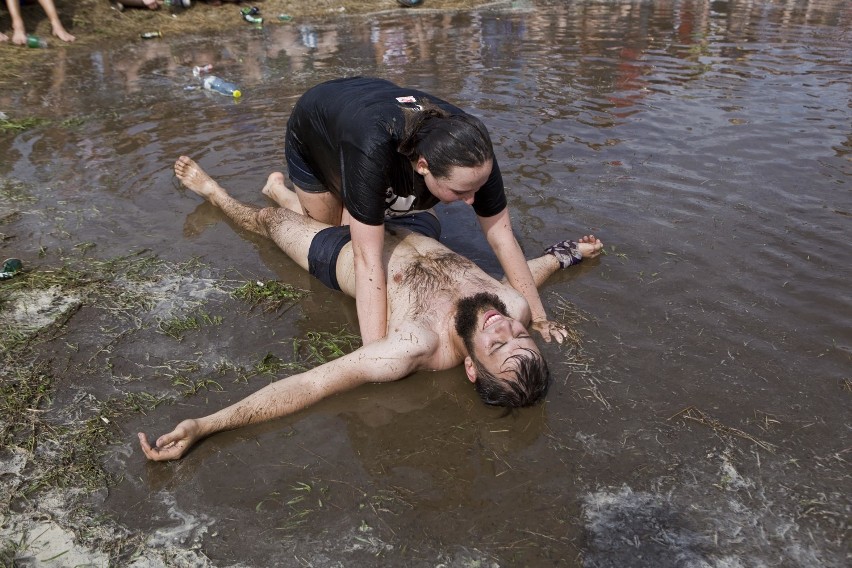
[0,32,8,43]
[51,25,75,43]
[577,235,603,258]
[174,156,227,203]
[261,172,304,213]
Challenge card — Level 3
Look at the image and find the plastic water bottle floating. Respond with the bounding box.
[203,75,241,99]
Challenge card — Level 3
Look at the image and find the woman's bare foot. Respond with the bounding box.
[261,172,304,213]
[577,235,603,258]
[11,29,27,46]
[51,24,75,43]
[174,156,227,204]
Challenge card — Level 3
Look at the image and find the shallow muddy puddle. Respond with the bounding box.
[1,0,849,566]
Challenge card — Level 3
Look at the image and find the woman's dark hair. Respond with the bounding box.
[397,101,494,178]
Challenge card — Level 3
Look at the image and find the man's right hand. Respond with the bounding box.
[138,419,202,461]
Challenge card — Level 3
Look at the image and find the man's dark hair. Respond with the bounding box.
[397,101,494,178]
[471,348,550,408]
[454,292,550,408]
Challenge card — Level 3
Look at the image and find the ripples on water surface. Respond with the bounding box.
[0,1,849,566]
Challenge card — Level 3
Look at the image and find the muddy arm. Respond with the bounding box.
[138,335,426,461]
[526,254,563,288]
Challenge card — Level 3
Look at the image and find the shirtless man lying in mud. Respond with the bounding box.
[138,156,603,461]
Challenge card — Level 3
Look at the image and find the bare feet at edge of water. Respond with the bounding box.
[174,156,225,202]
[577,235,604,258]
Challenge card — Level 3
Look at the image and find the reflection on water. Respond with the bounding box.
[1,1,849,566]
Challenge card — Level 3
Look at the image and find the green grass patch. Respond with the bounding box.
[60,116,86,128]
[24,390,171,494]
[0,263,88,294]
[171,375,223,397]
[232,280,309,312]
[0,179,39,204]
[157,309,222,341]
[0,250,225,494]
[0,361,171,494]
[0,361,53,451]
[252,352,301,376]
[0,116,50,132]
[293,328,361,367]
[0,325,30,355]
[232,328,361,382]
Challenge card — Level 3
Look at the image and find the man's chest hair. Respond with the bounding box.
[399,252,492,312]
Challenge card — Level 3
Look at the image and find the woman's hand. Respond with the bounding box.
[530,319,569,343]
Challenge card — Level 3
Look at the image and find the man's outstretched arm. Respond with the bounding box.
[523,235,604,288]
[138,334,426,461]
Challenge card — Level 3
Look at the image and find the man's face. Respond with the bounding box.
[419,160,492,206]
[454,292,540,378]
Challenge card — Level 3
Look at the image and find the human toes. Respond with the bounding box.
[264,171,286,188]
[56,31,76,43]
[174,155,192,174]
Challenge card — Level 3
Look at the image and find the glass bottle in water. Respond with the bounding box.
[202,76,242,99]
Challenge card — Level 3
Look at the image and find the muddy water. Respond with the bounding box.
[1,0,850,565]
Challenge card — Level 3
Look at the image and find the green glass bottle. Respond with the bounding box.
[26,35,48,48]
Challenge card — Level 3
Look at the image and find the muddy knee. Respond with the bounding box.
[257,207,280,236]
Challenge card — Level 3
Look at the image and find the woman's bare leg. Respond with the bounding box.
[36,0,75,42]
[294,186,344,226]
